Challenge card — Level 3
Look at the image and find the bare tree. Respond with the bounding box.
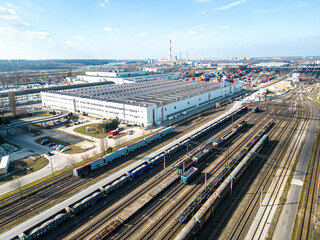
[81,153,90,163]
[67,155,77,168]
[0,74,5,89]
[10,178,24,199]
[8,91,17,116]
[115,136,126,148]
[14,71,20,88]
[99,138,108,155]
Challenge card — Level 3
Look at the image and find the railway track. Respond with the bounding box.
[111,108,279,239]
[295,108,320,240]
[0,114,224,230]
[52,112,250,240]
[226,101,310,240]
[207,100,305,239]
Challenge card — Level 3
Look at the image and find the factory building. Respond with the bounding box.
[41,80,242,126]
[74,71,179,84]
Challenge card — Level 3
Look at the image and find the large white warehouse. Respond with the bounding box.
[41,80,242,126]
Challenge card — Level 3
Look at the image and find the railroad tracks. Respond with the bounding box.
[295,109,320,240]
[224,101,310,240]
[110,109,278,239]
[208,101,306,240]
[64,115,254,240]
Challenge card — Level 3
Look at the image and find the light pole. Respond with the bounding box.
[205,171,207,187]
[50,156,54,179]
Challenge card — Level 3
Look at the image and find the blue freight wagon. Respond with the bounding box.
[103,147,127,164]
[181,167,199,182]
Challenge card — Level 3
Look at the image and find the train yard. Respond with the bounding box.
[1,82,320,240]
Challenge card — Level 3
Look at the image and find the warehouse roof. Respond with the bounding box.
[53,80,235,107]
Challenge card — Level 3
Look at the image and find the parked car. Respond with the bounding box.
[107,135,113,139]
[61,147,70,152]
[65,124,70,128]
[46,152,53,156]
[53,145,62,150]
[48,143,56,147]
[56,145,65,151]
[41,139,50,145]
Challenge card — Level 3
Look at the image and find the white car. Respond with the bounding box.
[61,147,70,152]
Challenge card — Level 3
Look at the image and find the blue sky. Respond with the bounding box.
[0,0,319,59]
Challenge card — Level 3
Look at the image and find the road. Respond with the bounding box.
[0,133,98,195]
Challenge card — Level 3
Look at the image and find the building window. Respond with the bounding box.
[165,108,167,111]
[199,98,201,101]
[174,106,176,109]
[188,102,190,105]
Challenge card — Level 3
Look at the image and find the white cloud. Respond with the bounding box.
[215,0,246,10]
[256,6,282,13]
[76,35,86,40]
[201,0,246,14]
[0,5,29,32]
[24,30,52,40]
[220,25,230,29]
[100,0,110,7]
[193,35,204,40]
[104,26,112,31]
[114,27,120,31]
[138,32,147,37]
[61,40,76,48]
[6,3,18,9]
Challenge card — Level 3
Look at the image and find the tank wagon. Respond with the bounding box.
[16,107,249,240]
[174,134,269,240]
[73,127,173,177]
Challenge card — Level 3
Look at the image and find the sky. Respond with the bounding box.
[0,0,319,59]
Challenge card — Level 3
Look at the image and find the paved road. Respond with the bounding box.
[0,133,98,195]
[273,99,319,240]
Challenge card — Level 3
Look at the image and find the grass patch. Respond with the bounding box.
[74,123,108,139]
[62,145,87,154]
[0,155,49,185]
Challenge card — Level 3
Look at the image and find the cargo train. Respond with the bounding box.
[15,107,249,240]
[174,120,247,176]
[73,127,173,177]
[176,121,272,223]
[174,134,269,240]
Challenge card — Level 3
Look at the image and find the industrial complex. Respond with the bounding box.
[41,79,242,126]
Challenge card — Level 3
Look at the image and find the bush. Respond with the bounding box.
[107,147,113,153]
[99,118,120,132]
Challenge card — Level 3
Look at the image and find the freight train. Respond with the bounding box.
[73,127,173,177]
[176,121,272,223]
[174,134,269,240]
[14,106,248,240]
[174,120,247,176]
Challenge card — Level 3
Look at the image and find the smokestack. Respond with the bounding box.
[186,51,188,60]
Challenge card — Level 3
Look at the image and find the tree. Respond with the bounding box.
[10,178,24,199]
[8,91,17,116]
[67,155,77,168]
[0,74,5,89]
[99,138,108,155]
[81,153,90,163]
